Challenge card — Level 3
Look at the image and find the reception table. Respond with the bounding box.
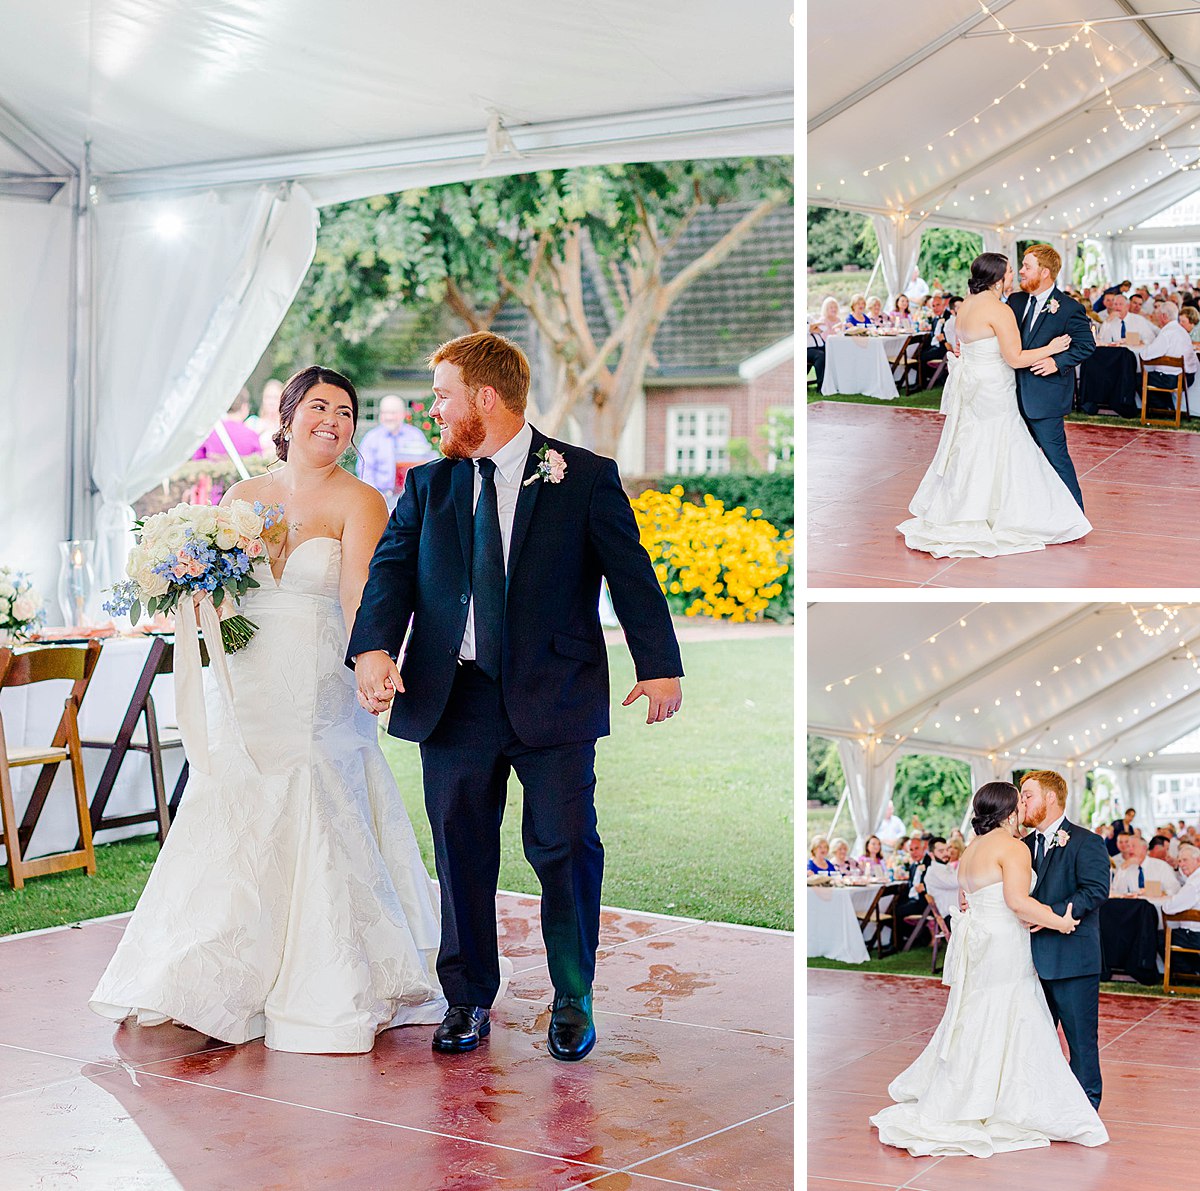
[1,636,183,862]
[808,883,874,963]
[821,332,928,401]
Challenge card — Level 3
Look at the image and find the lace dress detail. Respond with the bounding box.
[90,538,450,1053]
[897,337,1092,558]
[870,877,1108,1157]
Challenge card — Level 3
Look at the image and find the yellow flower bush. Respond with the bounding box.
[631,486,794,621]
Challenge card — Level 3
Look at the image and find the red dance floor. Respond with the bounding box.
[808,969,1200,1190]
[0,895,793,1190]
[807,403,1200,588]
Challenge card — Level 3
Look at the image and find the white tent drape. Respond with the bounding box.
[1099,237,1134,289]
[1118,765,1154,826]
[872,213,923,307]
[981,228,1017,269]
[1064,766,1087,824]
[90,184,318,591]
[837,737,898,853]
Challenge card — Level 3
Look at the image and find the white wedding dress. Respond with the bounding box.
[870,876,1108,1158]
[897,336,1092,557]
[90,538,449,1053]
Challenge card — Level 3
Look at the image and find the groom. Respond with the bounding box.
[1020,770,1111,1108]
[1007,244,1096,512]
[348,332,683,1062]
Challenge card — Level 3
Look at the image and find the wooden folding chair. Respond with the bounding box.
[1140,356,1189,428]
[858,881,903,958]
[80,635,203,846]
[901,897,934,952]
[887,334,924,395]
[0,642,101,889]
[925,893,953,975]
[1163,908,1200,995]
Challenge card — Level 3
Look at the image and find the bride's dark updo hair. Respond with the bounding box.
[971,781,1019,836]
[967,252,1009,295]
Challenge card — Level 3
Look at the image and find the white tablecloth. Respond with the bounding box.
[1,637,182,861]
[808,885,871,963]
[821,334,910,400]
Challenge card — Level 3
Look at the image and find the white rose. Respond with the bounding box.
[229,500,265,541]
[11,594,39,622]
[135,563,170,598]
[214,525,238,551]
[162,522,190,553]
[139,512,169,546]
[125,545,148,579]
[0,580,14,600]
[188,506,219,540]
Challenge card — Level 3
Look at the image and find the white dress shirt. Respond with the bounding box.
[943,313,958,351]
[1096,312,1157,354]
[1018,286,1054,333]
[1138,320,1199,377]
[1032,810,1067,863]
[1144,856,1181,895]
[458,420,532,662]
[922,860,960,919]
[1110,858,1179,895]
[1161,866,1200,915]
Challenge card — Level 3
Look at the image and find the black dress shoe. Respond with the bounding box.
[547,992,596,1061]
[432,1005,490,1053]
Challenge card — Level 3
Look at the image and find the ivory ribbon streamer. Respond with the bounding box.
[934,352,976,477]
[174,597,254,776]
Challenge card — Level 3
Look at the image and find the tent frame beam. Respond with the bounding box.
[963,8,1200,36]
[806,1,1016,134]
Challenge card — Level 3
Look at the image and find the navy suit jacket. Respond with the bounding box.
[346,425,683,748]
[1008,287,1096,420]
[1025,818,1111,980]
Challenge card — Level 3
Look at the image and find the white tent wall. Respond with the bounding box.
[836,737,897,854]
[0,196,72,592]
[89,184,318,593]
[871,213,923,306]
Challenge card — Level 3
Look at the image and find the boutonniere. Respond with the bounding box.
[523,445,567,487]
[1048,828,1070,852]
[1047,298,1060,315]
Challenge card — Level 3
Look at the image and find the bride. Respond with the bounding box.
[91,366,454,1053]
[871,782,1108,1157]
[897,253,1092,558]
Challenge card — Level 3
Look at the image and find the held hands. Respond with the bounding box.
[354,649,404,716]
[622,677,683,725]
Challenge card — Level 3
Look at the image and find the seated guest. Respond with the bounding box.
[1111,831,1136,868]
[916,837,960,920]
[1180,305,1200,345]
[920,294,950,373]
[192,387,264,460]
[1081,294,1154,416]
[1138,300,1199,413]
[830,837,858,875]
[808,296,841,387]
[1112,836,1180,896]
[844,293,873,327]
[859,834,888,879]
[890,293,914,323]
[1108,807,1137,855]
[946,839,963,868]
[896,835,933,939]
[1159,844,1200,974]
[807,835,838,875]
[1149,833,1179,869]
[866,297,884,325]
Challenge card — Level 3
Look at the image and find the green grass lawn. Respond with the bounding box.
[0,634,794,936]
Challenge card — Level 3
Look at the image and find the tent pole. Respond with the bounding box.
[66,141,96,540]
[828,785,850,838]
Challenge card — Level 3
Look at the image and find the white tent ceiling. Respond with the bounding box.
[808,602,1200,772]
[0,1,794,601]
[807,0,1200,242]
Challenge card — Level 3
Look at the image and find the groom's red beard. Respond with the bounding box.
[1019,278,1041,294]
[438,400,487,459]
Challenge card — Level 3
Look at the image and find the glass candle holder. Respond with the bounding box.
[58,539,96,627]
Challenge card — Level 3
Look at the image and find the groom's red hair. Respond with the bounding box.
[428,332,530,414]
[1024,243,1062,279]
[1024,769,1068,807]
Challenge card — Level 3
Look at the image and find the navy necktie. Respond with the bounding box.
[1034,831,1045,872]
[1121,319,1126,339]
[1024,297,1038,336]
[471,457,505,679]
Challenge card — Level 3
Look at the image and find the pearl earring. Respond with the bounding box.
[284,429,292,442]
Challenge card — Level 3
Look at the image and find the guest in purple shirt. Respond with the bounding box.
[355,394,434,507]
[192,389,266,460]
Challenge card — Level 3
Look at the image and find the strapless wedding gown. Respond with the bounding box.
[870,877,1108,1157]
[897,336,1092,557]
[90,538,448,1053]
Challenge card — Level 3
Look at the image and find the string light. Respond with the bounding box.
[1130,603,1180,637]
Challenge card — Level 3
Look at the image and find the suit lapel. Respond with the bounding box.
[452,459,474,574]
[505,425,547,590]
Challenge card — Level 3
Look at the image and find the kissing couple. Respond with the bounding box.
[92,331,684,1062]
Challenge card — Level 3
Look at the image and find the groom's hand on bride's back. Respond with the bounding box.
[354,650,404,715]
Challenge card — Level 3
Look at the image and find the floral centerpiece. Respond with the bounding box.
[102,501,283,652]
[0,566,45,643]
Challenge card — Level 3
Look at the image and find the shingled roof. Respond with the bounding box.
[377,201,794,383]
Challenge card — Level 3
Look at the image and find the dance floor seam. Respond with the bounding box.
[807,403,1200,588]
[0,899,794,1189]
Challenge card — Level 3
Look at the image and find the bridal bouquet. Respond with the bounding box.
[0,565,44,642]
[102,501,284,652]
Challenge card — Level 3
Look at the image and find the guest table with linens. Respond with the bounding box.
[820,331,930,401]
[1,636,183,862]
[1098,896,1161,984]
[807,882,875,963]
